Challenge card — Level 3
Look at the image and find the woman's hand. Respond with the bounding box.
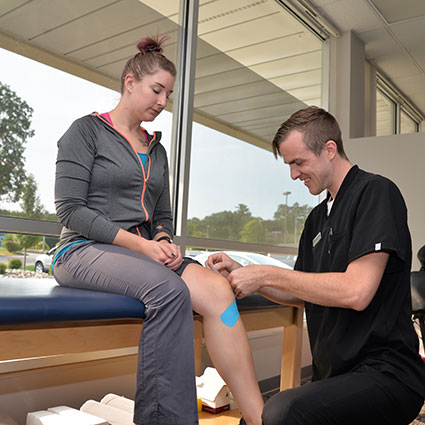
[113,229,182,270]
[139,240,183,270]
[158,239,183,271]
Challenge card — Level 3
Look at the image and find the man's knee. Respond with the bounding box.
[262,388,307,425]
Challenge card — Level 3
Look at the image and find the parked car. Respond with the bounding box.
[34,246,58,273]
[194,250,293,269]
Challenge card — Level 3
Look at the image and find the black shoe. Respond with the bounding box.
[239,419,247,425]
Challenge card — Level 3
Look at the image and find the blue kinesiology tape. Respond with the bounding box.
[220,298,240,327]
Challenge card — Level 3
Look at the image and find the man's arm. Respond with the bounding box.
[229,251,389,311]
[257,286,305,308]
[206,252,304,307]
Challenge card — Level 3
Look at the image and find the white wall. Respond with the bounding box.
[346,131,425,270]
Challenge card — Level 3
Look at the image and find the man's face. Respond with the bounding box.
[278,130,332,196]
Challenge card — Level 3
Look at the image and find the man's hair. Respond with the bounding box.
[272,106,348,159]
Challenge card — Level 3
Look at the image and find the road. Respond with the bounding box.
[0,252,39,267]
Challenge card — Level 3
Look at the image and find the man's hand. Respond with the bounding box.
[205,252,242,278]
[229,265,266,298]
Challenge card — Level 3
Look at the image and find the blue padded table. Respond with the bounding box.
[0,278,145,325]
[0,278,293,324]
[0,278,303,390]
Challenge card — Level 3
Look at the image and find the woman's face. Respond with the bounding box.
[126,69,174,122]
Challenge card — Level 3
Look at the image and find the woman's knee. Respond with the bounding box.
[145,271,191,306]
[185,268,235,316]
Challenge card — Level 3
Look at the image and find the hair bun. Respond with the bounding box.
[137,36,168,55]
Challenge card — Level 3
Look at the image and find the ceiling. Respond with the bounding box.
[311,0,425,117]
[0,0,423,150]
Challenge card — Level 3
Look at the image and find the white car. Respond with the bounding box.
[194,251,293,269]
[34,246,58,273]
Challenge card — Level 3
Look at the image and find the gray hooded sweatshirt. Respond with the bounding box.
[55,113,173,250]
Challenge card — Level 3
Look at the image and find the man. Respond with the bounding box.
[207,106,425,425]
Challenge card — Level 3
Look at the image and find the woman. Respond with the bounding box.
[53,36,263,425]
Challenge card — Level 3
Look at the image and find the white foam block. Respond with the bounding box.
[100,394,134,413]
[47,406,109,425]
[80,401,134,425]
[26,411,72,425]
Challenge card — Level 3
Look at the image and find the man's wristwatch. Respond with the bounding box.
[157,235,173,244]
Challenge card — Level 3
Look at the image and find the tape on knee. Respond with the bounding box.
[220,298,240,327]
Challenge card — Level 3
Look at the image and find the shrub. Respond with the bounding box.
[8,259,22,269]
[3,238,20,253]
[35,241,45,251]
[0,263,6,274]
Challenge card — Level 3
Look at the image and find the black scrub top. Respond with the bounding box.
[296,165,425,397]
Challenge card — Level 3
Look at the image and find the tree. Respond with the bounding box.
[241,218,265,243]
[0,82,35,201]
[17,174,45,269]
[272,202,313,245]
[15,233,41,271]
[235,203,251,218]
[20,174,45,218]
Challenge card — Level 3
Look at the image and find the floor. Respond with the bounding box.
[198,382,300,424]
[199,409,242,424]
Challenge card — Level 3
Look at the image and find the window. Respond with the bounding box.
[0,48,119,220]
[376,77,421,136]
[186,0,322,248]
[376,89,396,136]
[0,0,180,275]
[188,122,315,246]
[400,109,419,134]
[0,0,324,271]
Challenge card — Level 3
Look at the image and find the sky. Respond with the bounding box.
[0,47,316,220]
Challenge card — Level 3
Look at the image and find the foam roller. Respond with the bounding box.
[100,394,134,413]
[48,406,108,425]
[26,411,72,425]
[80,400,134,425]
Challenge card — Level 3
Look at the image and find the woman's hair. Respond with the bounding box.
[120,35,177,93]
[272,106,348,160]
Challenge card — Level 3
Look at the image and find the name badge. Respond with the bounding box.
[312,232,321,247]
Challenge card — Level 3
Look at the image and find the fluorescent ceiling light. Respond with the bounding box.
[275,0,340,39]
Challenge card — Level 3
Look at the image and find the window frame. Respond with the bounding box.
[376,76,422,136]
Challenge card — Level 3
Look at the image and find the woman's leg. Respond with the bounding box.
[181,263,264,425]
[54,243,198,425]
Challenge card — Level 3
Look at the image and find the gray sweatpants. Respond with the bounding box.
[53,242,199,425]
